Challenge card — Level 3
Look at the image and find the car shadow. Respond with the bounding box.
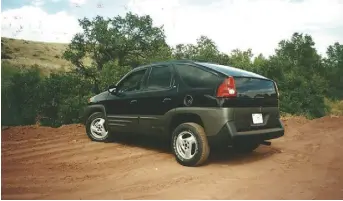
[107,133,283,165]
[207,145,283,166]
[108,133,172,153]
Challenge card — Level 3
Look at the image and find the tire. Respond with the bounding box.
[171,122,210,167]
[233,139,260,153]
[85,112,112,142]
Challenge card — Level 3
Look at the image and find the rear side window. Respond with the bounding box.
[146,65,172,90]
[174,64,222,88]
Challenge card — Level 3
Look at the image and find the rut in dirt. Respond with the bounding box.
[2,116,343,199]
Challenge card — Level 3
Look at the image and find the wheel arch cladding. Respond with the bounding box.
[169,113,204,135]
[164,107,232,137]
[82,104,107,124]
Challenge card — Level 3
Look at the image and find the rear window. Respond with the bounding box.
[235,77,277,97]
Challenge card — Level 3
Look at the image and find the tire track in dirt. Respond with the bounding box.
[38,161,195,199]
[3,143,102,161]
[1,134,85,152]
[3,140,84,156]
[2,116,343,199]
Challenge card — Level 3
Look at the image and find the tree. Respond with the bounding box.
[324,42,343,99]
[252,53,269,74]
[268,33,328,118]
[63,12,171,93]
[172,44,198,60]
[193,36,221,62]
[227,48,253,70]
[172,35,229,64]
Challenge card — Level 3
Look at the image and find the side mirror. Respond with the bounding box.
[107,84,117,95]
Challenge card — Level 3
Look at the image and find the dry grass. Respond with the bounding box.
[325,98,343,116]
[1,37,72,70]
[280,99,343,119]
[1,37,92,74]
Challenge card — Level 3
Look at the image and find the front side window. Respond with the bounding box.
[117,69,147,93]
[145,65,173,90]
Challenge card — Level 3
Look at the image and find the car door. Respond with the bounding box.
[105,68,149,133]
[136,64,180,135]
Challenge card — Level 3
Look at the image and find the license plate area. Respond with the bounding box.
[252,113,263,124]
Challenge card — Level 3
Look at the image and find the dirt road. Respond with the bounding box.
[2,116,343,199]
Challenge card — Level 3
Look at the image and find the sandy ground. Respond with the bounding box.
[2,116,343,200]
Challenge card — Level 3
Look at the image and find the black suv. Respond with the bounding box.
[82,60,284,166]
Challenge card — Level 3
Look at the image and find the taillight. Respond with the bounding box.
[216,76,237,98]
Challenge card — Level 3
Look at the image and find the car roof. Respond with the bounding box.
[131,60,193,71]
[194,62,268,79]
[134,60,268,79]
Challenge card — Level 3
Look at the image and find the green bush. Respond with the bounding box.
[1,62,93,127]
[1,63,42,125]
[37,72,93,127]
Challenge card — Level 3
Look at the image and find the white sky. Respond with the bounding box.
[1,0,343,57]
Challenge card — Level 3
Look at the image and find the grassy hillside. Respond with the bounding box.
[1,37,73,73]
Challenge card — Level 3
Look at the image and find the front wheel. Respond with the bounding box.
[171,122,210,167]
[85,112,112,142]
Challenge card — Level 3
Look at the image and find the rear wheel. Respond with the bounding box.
[171,122,210,167]
[86,112,112,142]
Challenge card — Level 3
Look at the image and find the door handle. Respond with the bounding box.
[130,100,137,104]
[162,98,171,103]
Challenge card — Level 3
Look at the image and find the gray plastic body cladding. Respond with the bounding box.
[82,104,107,125]
[163,107,235,137]
[82,105,284,146]
[222,120,284,143]
[163,106,284,146]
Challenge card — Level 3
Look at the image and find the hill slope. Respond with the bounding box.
[1,37,72,73]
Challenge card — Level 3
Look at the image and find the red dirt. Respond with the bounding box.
[2,116,343,199]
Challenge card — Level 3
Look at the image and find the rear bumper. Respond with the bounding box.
[234,127,284,140]
[208,119,284,146]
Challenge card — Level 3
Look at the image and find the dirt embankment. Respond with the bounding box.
[2,116,343,199]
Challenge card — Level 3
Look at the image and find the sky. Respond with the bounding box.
[1,0,343,57]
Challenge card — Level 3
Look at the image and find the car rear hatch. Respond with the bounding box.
[196,62,282,132]
[228,77,282,132]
